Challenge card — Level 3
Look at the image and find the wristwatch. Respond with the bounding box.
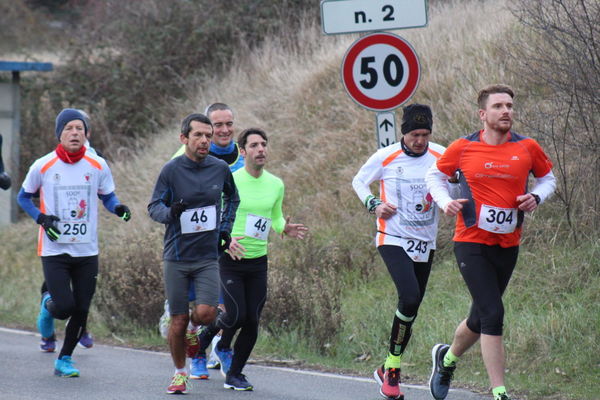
[531,193,541,205]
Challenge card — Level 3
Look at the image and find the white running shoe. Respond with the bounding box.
[158,299,170,339]
[207,334,221,368]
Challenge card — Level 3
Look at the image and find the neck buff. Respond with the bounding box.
[401,138,428,158]
[210,141,235,155]
[56,143,87,164]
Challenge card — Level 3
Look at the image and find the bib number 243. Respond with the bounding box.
[398,237,432,262]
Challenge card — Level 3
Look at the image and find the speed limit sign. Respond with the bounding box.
[341,32,420,111]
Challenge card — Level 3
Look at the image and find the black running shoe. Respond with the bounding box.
[224,373,254,391]
[429,343,456,400]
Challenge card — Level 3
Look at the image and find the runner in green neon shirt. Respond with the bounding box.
[198,128,307,391]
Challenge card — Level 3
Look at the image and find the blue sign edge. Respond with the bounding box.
[0,61,54,72]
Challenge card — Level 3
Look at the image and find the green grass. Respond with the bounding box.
[254,240,599,400]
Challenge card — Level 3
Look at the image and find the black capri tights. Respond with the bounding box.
[378,245,433,317]
[454,242,518,336]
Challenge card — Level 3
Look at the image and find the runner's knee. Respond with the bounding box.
[47,298,75,320]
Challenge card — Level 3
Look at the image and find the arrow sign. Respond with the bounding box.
[379,118,393,132]
[376,112,396,149]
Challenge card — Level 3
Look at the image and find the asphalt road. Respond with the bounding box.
[0,327,487,400]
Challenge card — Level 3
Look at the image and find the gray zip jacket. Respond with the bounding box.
[148,154,239,262]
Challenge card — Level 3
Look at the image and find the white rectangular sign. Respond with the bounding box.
[376,112,397,149]
[321,0,428,35]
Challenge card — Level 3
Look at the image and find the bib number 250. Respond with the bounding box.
[57,222,91,243]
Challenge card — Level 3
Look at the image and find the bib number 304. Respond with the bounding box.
[478,204,517,234]
[399,238,431,262]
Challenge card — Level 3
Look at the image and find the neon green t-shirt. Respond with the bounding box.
[231,168,286,259]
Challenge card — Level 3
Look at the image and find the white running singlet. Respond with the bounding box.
[22,151,115,257]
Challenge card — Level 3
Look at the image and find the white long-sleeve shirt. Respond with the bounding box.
[352,142,446,255]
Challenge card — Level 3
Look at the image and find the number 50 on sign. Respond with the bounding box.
[341,32,420,112]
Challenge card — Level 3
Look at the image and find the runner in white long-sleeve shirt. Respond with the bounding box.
[352,104,445,400]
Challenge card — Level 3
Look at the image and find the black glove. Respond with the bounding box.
[0,172,11,190]
[218,231,231,253]
[36,214,61,242]
[170,199,188,220]
[114,204,131,222]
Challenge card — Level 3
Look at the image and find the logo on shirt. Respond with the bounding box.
[415,192,433,213]
[70,199,88,220]
[84,172,92,183]
[484,162,510,169]
[511,155,520,160]
[53,173,61,183]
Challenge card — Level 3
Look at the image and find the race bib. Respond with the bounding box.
[180,206,217,234]
[478,204,517,234]
[245,213,272,241]
[398,238,432,263]
[55,185,91,243]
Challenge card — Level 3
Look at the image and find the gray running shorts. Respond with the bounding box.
[163,258,219,315]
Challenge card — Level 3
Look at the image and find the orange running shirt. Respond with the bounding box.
[436,130,553,247]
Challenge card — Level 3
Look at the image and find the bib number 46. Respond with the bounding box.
[191,210,208,223]
[254,218,268,233]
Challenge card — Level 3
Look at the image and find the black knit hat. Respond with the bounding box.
[400,104,433,134]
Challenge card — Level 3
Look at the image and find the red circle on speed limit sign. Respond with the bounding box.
[341,32,420,111]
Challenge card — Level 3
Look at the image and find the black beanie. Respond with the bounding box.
[401,103,433,134]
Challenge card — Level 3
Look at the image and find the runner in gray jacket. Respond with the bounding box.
[148,112,239,395]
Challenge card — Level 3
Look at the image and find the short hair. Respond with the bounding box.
[238,128,268,150]
[204,103,234,118]
[76,109,91,133]
[180,113,212,137]
[477,84,514,109]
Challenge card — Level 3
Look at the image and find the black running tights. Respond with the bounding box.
[454,242,518,336]
[41,254,98,358]
[217,254,267,377]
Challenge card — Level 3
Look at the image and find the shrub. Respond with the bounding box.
[17,0,318,179]
[507,0,600,238]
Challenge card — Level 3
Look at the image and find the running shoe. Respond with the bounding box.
[429,344,456,400]
[78,331,93,348]
[185,326,200,358]
[496,395,511,400]
[373,365,404,399]
[214,344,233,377]
[190,354,209,379]
[54,355,80,377]
[40,334,56,353]
[167,372,189,394]
[224,373,253,391]
[207,334,221,369]
[37,292,54,339]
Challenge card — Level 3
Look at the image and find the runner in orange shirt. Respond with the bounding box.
[425,84,556,400]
